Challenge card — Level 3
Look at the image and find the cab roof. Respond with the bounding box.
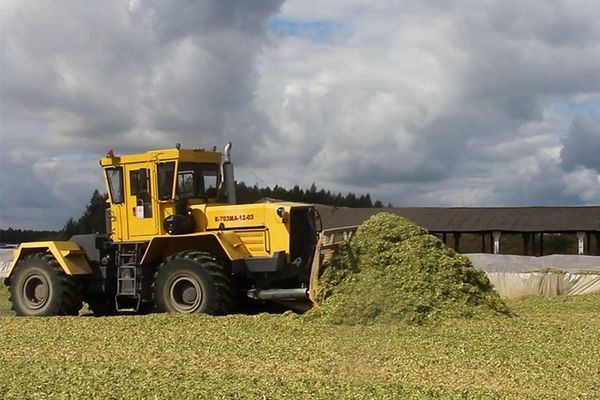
[99,147,222,167]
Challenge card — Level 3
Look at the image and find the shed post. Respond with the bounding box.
[442,233,447,245]
[453,233,461,253]
[586,232,591,255]
[539,233,544,256]
[577,231,585,255]
[493,231,501,255]
[595,233,600,256]
[481,233,486,253]
[522,233,530,256]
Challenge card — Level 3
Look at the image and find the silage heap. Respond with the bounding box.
[309,213,511,325]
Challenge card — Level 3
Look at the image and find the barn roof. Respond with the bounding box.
[314,205,600,233]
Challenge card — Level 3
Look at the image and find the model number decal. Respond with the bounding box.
[214,214,255,223]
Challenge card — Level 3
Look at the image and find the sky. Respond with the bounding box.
[1,0,600,230]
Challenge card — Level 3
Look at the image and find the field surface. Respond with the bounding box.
[0,286,598,399]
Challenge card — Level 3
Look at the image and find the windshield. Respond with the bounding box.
[176,162,219,199]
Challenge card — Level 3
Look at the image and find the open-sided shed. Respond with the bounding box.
[315,205,600,256]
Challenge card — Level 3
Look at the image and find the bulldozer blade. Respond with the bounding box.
[307,233,323,306]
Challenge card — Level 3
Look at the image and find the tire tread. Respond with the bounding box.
[9,252,83,316]
[153,250,234,315]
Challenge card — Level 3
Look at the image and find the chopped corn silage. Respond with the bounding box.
[309,213,511,325]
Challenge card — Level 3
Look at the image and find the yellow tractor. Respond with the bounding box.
[2,143,323,316]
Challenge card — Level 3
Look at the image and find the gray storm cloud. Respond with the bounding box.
[1,0,600,230]
[0,0,283,229]
[561,116,600,173]
[256,0,600,206]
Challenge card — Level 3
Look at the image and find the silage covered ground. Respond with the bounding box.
[1,285,600,399]
[0,214,597,398]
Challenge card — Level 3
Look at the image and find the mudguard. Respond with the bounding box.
[140,231,252,265]
[2,241,93,279]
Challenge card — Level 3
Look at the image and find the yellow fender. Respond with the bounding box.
[5,241,93,278]
[140,231,252,265]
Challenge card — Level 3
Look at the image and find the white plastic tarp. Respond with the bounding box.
[465,253,600,298]
[0,248,14,279]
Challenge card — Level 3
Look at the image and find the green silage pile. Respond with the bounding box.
[309,213,511,325]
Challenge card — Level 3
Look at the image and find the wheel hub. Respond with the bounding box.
[22,274,50,310]
[170,276,202,312]
[181,285,197,304]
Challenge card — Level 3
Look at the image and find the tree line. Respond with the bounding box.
[0,184,386,243]
[235,182,389,208]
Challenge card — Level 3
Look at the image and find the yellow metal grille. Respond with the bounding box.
[236,230,268,254]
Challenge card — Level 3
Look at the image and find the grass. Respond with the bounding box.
[0,285,599,399]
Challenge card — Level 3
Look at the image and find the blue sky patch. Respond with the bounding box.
[269,18,344,42]
[552,102,600,116]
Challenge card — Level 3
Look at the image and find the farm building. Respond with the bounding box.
[315,205,600,256]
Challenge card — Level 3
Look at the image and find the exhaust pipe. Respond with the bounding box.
[222,142,236,204]
[247,288,308,301]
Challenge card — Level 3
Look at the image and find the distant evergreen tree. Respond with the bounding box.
[79,190,108,234]
[0,227,61,244]
[344,193,357,208]
[232,182,383,208]
[357,194,372,207]
[60,190,108,238]
[61,218,79,240]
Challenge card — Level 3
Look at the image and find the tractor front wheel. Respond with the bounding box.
[153,251,233,314]
[9,252,83,316]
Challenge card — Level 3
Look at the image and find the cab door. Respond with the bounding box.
[125,165,158,238]
[104,166,127,241]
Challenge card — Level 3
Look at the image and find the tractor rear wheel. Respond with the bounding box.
[153,250,233,314]
[9,252,83,316]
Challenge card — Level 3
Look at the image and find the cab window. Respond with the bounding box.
[130,168,152,218]
[176,163,219,199]
[157,162,175,200]
[105,167,124,204]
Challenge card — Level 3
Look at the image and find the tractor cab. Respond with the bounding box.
[100,146,225,242]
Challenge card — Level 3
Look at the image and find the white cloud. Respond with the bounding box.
[1,0,600,230]
[253,0,600,205]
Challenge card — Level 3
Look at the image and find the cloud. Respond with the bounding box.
[253,0,600,206]
[2,0,600,230]
[560,115,600,172]
[1,0,282,229]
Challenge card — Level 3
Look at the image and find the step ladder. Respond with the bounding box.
[115,244,143,312]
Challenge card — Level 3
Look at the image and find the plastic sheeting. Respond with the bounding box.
[0,248,15,279]
[466,254,600,298]
[466,253,600,273]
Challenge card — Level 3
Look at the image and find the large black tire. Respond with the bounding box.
[9,252,83,316]
[154,250,233,314]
